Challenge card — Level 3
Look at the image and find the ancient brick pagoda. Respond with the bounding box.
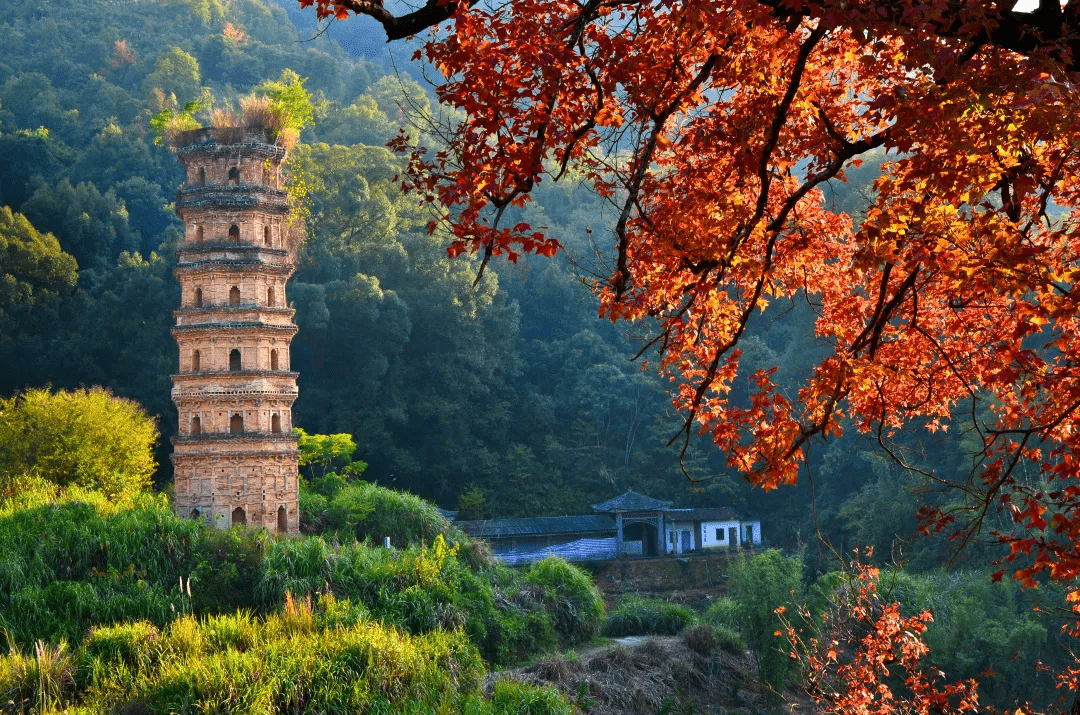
[169,127,299,533]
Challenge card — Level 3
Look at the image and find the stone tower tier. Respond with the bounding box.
[175,128,287,160]
[174,307,297,328]
[177,245,292,262]
[172,391,297,436]
[171,322,298,337]
[175,261,295,276]
[176,185,288,213]
[173,432,300,453]
[170,373,299,397]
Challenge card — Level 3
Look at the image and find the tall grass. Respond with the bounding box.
[522,558,605,646]
[0,640,74,714]
[2,597,569,713]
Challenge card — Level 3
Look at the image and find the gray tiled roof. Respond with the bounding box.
[665,507,743,522]
[457,514,616,538]
[591,490,673,513]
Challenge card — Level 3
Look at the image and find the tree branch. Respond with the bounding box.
[327,0,1080,66]
[329,0,478,41]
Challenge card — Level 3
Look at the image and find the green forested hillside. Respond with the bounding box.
[0,0,726,518]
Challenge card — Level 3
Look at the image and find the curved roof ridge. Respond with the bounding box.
[591,489,673,513]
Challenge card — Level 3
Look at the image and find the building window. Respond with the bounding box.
[264,225,271,245]
[195,225,203,243]
[228,167,240,184]
[229,348,241,371]
[277,505,287,533]
[271,414,281,433]
[193,287,202,308]
[228,224,240,243]
[229,286,240,307]
[231,507,246,526]
[197,167,205,185]
[270,349,279,371]
[267,286,275,306]
[715,527,723,541]
[230,414,243,434]
[191,415,201,434]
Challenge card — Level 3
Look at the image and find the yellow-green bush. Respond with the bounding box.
[0,387,157,501]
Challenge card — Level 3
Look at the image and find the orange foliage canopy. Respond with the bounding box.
[301,0,1080,587]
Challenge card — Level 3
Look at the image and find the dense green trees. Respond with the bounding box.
[0,207,77,322]
[19,179,140,270]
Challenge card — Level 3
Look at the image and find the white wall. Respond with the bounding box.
[665,518,764,552]
[700,520,742,548]
[665,522,696,554]
[742,520,762,545]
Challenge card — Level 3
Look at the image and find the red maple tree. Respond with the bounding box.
[782,553,981,714]
[298,0,1080,706]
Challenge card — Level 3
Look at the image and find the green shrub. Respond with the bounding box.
[711,624,744,654]
[489,608,559,666]
[0,387,157,501]
[486,679,573,715]
[257,534,465,635]
[702,597,739,629]
[81,621,158,671]
[728,549,803,700]
[310,472,348,498]
[300,479,495,570]
[682,622,743,656]
[188,526,267,613]
[601,596,696,637]
[314,480,453,547]
[522,557,604,647]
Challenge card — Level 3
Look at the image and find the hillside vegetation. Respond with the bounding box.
[0,485,606,712]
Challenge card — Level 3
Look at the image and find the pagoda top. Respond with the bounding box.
[170,127,288,158]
